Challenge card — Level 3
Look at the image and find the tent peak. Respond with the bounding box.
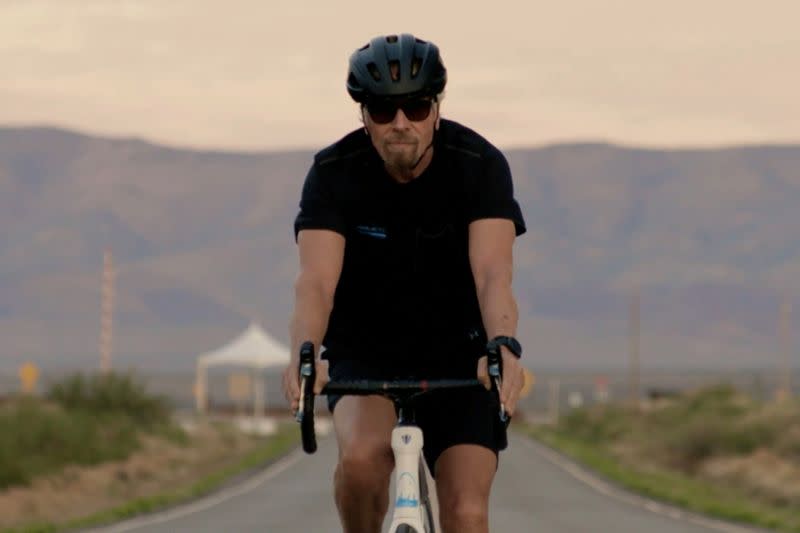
[198,322,290,370]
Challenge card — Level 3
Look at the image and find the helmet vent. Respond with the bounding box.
[386,35,398,43]
[389,60,401,81]
[367,62,381,81]
[411,57,422,78]
[358,43,369,51]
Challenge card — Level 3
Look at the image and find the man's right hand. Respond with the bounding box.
[282,358,330,413]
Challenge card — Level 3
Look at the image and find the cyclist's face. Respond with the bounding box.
[363,98,439,180]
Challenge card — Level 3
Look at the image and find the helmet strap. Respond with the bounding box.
[410,100,439,170]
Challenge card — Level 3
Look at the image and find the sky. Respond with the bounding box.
[1,0,798,151]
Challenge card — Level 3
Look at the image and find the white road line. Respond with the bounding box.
[521,437,767,533]
[88,448,306,532]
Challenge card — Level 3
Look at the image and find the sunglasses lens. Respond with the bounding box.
[366,102,397,124]
[402,100,432,121]
[367,99,432,124]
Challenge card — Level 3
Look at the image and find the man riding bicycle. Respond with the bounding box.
[282,33,527,533]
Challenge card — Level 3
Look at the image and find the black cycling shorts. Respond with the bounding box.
[325,357,509,477]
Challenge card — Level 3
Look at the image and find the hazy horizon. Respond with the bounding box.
[2,0,798,151]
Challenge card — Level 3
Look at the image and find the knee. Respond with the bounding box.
[336,440,393,490]
[439,494,488,531]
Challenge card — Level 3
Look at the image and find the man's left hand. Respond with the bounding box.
[476,347,525,416]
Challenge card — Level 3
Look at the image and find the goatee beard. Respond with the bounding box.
[384,150,418,173]
[386,155,419,179]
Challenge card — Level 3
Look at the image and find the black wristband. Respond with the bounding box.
[487,335,522,358]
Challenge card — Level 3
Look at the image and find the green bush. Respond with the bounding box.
[728,416,781,453]
[0,372,182,490]
[663,416,727,471]
[684,384,743,410]
[770,410,800,462]
[536,385,800,531]
[554,385,794,472]
[651,384,751,426]
[558,404,634,443]
[47,371,170,428]
[0,398,140,489]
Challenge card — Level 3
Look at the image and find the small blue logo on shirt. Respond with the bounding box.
[356,225,387,239]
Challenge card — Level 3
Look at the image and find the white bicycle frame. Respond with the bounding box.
[296,341,506,532]
[387,425,434,532]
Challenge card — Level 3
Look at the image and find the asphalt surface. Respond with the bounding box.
[87,430,772,533]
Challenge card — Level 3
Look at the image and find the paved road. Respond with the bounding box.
[88,431,771,533]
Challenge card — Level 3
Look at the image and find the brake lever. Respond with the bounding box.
[487,345,509,424]
[295,350,314,423]
[297,341,318,454]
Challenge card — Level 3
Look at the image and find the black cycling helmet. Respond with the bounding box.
[346,34,447,103]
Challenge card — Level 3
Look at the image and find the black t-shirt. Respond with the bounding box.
[294,119,526,371]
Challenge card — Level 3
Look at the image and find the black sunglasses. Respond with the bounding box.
[365,98,434,124]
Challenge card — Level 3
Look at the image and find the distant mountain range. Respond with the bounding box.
[1,126,798,372]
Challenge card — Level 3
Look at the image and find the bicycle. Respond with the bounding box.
[295,341,508,533]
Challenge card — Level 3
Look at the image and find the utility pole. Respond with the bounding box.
[100,249,115,373]
[779,296,793,401]
[629,286,641,408]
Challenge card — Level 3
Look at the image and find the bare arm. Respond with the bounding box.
[283,229,344,408]
[469,219,518,339]
[469,218,525,414]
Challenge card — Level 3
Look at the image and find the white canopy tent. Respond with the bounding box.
[195,322,290,416]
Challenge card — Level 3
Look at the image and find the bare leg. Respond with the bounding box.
[332,395,397,533]
[435,444,497,533]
